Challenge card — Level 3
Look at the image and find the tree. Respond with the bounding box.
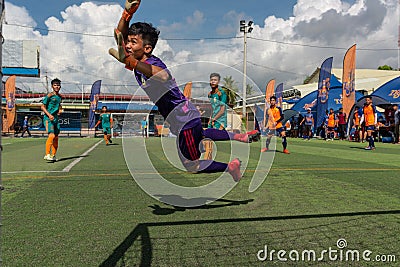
[378,65,393,70]
[222,76,239,107]
[246,84,253,96]
[222,76,239,93]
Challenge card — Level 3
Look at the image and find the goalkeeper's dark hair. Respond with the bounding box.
[129,22,160,49]
[270,95,277,101]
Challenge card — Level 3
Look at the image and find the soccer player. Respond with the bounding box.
[208,73,228,130]
[140,116,148,138]
[95,106,113,145]
[326,108,336,141]
[261,96,290,154]
[360,96,377,150]
[41,78,62,161]
[108,0,259,181]
[300,108,314,140]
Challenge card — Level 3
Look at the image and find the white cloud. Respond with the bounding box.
[2,0,399,97]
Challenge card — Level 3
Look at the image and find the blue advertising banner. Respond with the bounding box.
[316,57,333,128]
[16,111,82,131]
[89,80,101,128]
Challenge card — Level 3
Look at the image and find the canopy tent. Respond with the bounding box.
[291,74,364,114]
[371,75,400,104]
[346,95,391,132]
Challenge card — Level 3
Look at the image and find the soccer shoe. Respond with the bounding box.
[261,148,268,152]
[228,158,242,182]
[364,146,372,150]
[234,133,252,143]
[247,130,261,142]
[283,149,290,154]
[109,139,113,144]
[43,154,53,161]
[51,155,57,162]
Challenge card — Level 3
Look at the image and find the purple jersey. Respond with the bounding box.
[134,55,200,135]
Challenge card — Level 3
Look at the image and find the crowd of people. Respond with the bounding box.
[285,99,400,147]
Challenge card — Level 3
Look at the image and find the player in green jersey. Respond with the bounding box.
[41,78,62,161]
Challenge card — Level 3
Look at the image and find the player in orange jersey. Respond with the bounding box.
[360,96,377,150]
[261,96,289,154]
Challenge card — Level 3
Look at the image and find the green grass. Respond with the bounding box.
[1,137,399,266]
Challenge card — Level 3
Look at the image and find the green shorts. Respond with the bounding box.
[44,116,60,135]
[103,126,111,135]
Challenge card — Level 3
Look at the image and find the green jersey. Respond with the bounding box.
[42,92,62,117]
[99,113,112,128]
[208,87,228,128]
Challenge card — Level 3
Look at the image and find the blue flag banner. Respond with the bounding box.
[254,103,267,135]
[316,57,333,128]
[89,80,101,129]
[275,83,284,108]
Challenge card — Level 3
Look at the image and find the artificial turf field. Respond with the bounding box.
[1,136,399,266]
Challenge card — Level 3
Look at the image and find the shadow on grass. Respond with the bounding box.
[149,197,254,215]
[46,155,88,163]
[99,209,400,266]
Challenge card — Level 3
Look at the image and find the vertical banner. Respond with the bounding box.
[183,81,192,99]
[253,103,265,133]
[89,80,101,129]
[263,79,275,129]
[275,83,284,108]
[5,75,16,131]
[342,44,356,118]
[316,57,333,129]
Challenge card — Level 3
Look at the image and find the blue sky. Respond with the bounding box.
[7,0,299,37]
[3,0,398,95]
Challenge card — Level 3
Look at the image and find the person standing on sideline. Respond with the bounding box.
[20,116,32,138]
[360,96,377,150]
[352,108,361,142]
[140,116,148,138]
[393,104,399,144]
[300,108,314,140]
[41,78,62,161]
[337,107,347,140]
[326,108,336,141]
[95,106,113,145]
[207,73,228,130]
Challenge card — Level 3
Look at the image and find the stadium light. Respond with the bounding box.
[239,20,253,129]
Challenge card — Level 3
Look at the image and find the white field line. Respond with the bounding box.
[3,140,103,174]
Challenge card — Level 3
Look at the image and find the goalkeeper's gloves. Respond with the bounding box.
[122,0,141,21]
[108,29,138,71]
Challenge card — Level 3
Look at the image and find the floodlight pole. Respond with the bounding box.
[242,30,248,121]
[240,20,253,129]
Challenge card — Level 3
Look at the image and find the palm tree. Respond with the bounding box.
[246,84,253,96]
[222,76,239,108]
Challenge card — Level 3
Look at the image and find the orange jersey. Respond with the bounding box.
[268,106,283,129]
[328,113,336,127]
[363,105,376,126]
[353,111,360,126]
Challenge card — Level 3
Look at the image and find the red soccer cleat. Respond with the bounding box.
[247,130,261,142]
[228,158,242,182]
[234,133,251,143]
[283,149,290,154]
[261,147,268,152]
